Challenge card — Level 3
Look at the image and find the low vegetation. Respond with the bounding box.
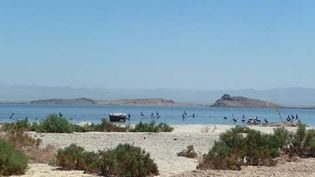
[198,124,315,171]
[37,113,73,133]
[55,143,159,177]
[1,121,55,164]
[73,118,128,132]
[177,145,198,159]
[130,121,174,132]
[2,117,34,132]
[0,139,28,176]
[55,144,100,173]
[2,114,128,133]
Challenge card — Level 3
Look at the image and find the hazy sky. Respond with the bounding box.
[0,0,314,90]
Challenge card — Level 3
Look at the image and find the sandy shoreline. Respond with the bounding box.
[16,124,314,177]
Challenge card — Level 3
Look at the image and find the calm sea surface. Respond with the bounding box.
[0,104,314,125]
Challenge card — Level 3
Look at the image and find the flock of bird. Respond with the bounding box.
[7,111,301,125]
[125,111,198,121]
[223,114,300,125]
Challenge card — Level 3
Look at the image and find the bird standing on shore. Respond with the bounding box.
[264,118,269,124]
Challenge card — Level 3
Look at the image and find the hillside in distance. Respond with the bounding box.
[30,98,184,106]
[30,98,96,104]
[212,94,280,108]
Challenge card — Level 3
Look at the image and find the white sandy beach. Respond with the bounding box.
[17,124,315,177]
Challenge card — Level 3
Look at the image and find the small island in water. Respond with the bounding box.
[211,94,280,108]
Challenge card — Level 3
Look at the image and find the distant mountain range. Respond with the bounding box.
[0,85,315,107]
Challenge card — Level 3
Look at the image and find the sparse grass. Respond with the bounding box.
[177,145,198,159]
[54,143,159,177]
[130,121,174,132]
[0,138,28,176]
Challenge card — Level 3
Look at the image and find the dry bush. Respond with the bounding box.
[1,126,55,164]
[177,145,198,159]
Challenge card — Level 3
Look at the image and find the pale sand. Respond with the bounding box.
[18,124,315,177]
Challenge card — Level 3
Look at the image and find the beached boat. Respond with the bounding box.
[109,113,126,122]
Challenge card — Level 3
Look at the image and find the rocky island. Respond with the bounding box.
[211,94,280,108]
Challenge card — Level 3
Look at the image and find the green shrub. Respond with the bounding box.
[199,126,278,170]
[130,121,173,132]
[271,127,292,149]
[55,144,100,173]
[99,144,159,177]
[289,124,315,157]
[177,145,198,158]
[0,139,28,176]
[37,114,73,133]
[54,143,159,177]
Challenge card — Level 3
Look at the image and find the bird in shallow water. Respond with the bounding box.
[9,113,14,119]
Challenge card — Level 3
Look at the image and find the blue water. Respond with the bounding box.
[0,104,314,125]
